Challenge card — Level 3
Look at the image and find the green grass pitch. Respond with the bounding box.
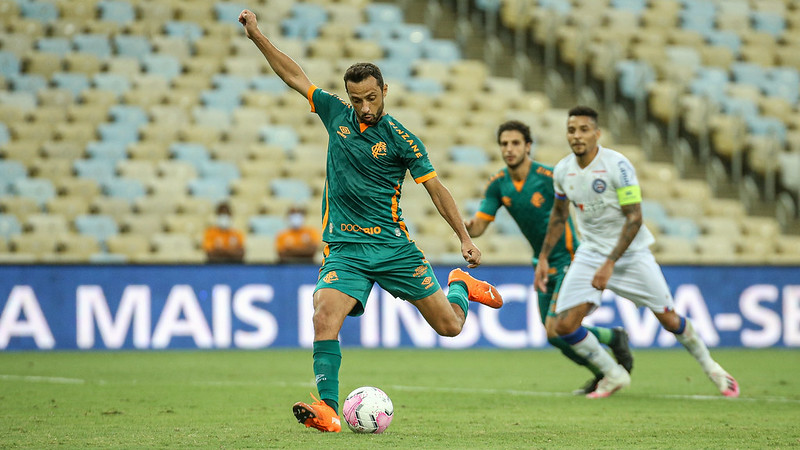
[1,348,798,448]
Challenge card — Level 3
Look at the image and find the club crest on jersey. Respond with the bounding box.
[371,141,387,158]
[322,271,339,283]
[531,192,545,207]
[592,179,607,193]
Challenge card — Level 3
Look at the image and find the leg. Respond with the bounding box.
[555,304,630,398]
[413,288,465,337]
[654,310,739,397]
[293,288,356,432]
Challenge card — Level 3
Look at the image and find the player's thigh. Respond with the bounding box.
[554,250,603,314]
[312,288,359,338]
[607,250,674,312]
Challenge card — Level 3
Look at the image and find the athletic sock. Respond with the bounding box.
[561,327,620,375]
[548,336,603,377]
[673,317,716,374]
[446,281,469,319]
[586,326,614,346]
[313,339,341,413]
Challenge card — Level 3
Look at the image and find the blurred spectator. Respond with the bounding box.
[276,205,321,263]
[203,202,245,263]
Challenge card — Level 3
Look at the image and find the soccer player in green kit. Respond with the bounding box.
[239,9,503,433]
[465,120,632,395]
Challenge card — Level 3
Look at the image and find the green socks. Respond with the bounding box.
[446,281,469,318]
[587,326,615,346]
[313,340,341,413]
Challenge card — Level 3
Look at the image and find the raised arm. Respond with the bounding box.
[422,177,481,268]
[534,197,570,292]
[239,9,313,97]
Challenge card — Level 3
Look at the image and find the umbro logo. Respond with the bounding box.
[336,126,350,138]
[323,271,339,283]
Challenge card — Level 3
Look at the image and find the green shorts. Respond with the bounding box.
[314,241,442,317]
[537,262,569,324]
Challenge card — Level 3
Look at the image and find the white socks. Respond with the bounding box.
[674,319,716,374]
[570,330,624,375]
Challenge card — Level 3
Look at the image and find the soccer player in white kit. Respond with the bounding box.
[534,106,739,399]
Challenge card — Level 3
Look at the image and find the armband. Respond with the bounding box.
[617,185,641,206]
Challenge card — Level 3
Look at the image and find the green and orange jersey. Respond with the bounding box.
[477,162,578,267]
[308,85,436,244]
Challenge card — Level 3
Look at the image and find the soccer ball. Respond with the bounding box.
[342,386,394,434]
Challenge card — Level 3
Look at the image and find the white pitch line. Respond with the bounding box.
[0,374,85,384]
[4,376,799,405]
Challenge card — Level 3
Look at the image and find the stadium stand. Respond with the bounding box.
[0,0,797,265]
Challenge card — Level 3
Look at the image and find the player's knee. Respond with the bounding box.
[435,319,462,337]
[554,321,577,336]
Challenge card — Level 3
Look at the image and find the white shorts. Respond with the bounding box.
[555,247,674,314]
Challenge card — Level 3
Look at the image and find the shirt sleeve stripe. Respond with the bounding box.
[307,84,317,112]
[476,211,495,222]
[555,192,567,200]
[414,171,437,184]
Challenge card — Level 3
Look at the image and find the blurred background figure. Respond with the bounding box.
[203,202,245,264]
[275,205,321,264]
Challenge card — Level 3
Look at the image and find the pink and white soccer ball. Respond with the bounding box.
[342,386,394,434]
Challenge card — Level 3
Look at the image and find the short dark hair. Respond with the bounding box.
[497,120,533,145]
[343,62,384,89]
[568,105,599,127]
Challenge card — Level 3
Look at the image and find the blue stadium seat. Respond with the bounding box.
[393,24,432,44]
[290,3,328,25]
[201,90,242,114]
[164,21,204,42]
[611,0,647,15]
[249,214,287,236]
[640,200,669,224]
[102,178,146,203]
[74,159,117,183]
[704,30,741,57]
[86,141,128,164]
[751,11,785,38]
[355,23,394,41]
[259,125,299,152]
[74,214,119,243]
[20,1,59,22]
[404,78,444,95]
[170,142,211,165]
[11,178,56,207]
[679,10,715,35]
[97,122,140,146]
[661,217,700,240]
[37,37,72,57]
[0,91,37,110]
[250,75,289,94]
[9,74,48,95]
[0,123,9,147]
[211,74,249,94]
[214,2,249,22]
[0,161,27,184]
[109,105,148,127]
[0,214,22,239]
[538,0,571,14]
[383,39,423,61]
[0,51,21,78]
[52,72,90,97]
[281,18,323,41]
[188,178,229,203]
[197,160,240,184]
[616,60,656,100]
[747,116,787,143]
[375,59,413,84]
[449,146,490,165]
[271,178,312,203]
[422,40,461,63]
[113,35,152,59]
[731,62,768,89]
[720,96,759,122]
[93,73,131,96]
[74,34,113,59]
[475,0,502,12]
[765,68,800,104]
[366,3,404,24]
[141,54,182,81]
[98,0,135,24]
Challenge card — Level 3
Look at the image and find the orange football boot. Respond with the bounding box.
[448,268,503,309]
[292,394,341,432]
